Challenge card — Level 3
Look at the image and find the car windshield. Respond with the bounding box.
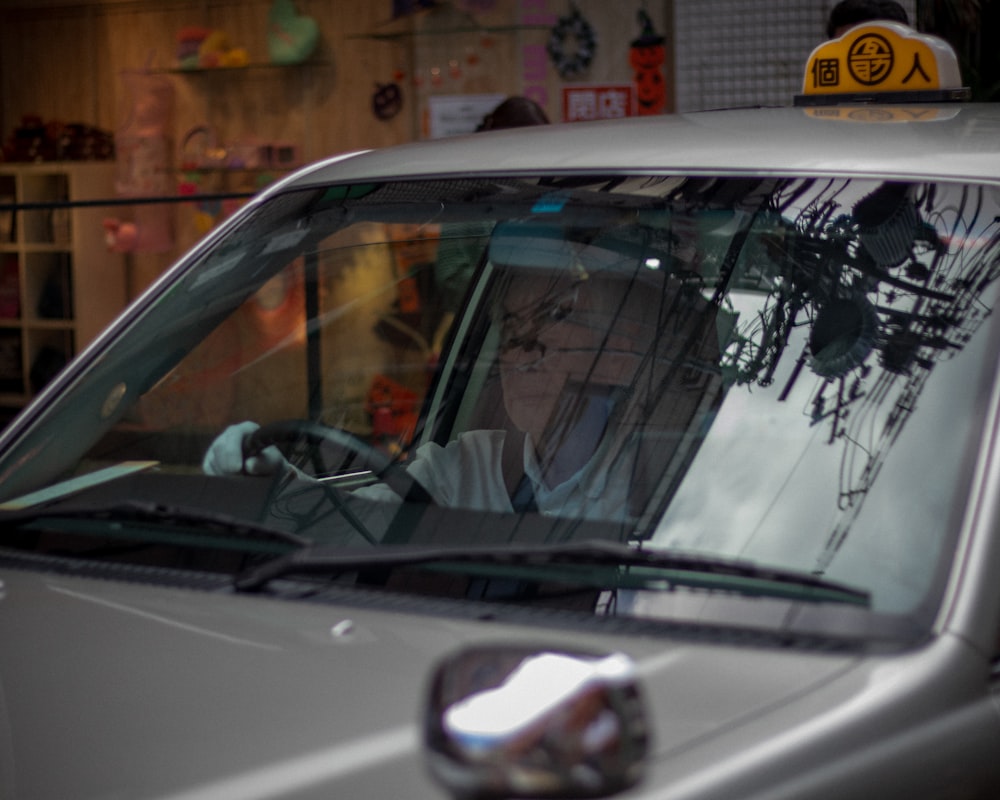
[1,173,998,643]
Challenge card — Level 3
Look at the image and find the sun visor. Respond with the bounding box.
[488,222,582,271]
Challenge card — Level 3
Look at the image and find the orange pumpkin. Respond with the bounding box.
[630,10,667,116]
[635,65,666,114]
[629,41,665,72]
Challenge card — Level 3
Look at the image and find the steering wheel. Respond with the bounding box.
[245,419,425,501]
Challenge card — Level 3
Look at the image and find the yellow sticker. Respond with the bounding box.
[802,23,962,96]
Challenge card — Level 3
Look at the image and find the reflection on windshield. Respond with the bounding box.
[1,175,998,628]
[654,180,999,613]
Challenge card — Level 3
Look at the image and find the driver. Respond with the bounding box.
[202,228,724,521]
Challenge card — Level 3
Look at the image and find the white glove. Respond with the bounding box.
[202,421,290,476]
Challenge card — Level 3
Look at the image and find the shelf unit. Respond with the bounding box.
[0,162,126,410]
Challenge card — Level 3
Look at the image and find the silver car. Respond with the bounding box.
[2,23,1000,800]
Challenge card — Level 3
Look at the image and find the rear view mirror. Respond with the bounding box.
[488,221,673,276]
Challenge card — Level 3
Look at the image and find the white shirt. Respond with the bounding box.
[356,428,631,521]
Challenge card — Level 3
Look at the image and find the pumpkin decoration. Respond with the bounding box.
[373,82,403,121]
[630,10,666,116]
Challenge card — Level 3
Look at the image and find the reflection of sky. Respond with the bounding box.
[443,652,631,740]
[648,291,992,614]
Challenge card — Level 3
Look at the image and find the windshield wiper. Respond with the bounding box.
[1,499,311,555]
[233,539,870,606]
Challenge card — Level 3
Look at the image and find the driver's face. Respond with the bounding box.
[497,270,659,440]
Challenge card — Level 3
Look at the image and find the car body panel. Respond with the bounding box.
[286,106,1000,186]
[1,565,997,799]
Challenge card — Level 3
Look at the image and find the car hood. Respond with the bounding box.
[0,568,868,799]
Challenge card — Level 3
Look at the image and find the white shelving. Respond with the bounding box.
[0,162,126,408]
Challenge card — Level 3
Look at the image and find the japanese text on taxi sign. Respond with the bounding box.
[802,23,961,96]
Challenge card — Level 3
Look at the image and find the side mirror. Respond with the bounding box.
[423,645,650,799]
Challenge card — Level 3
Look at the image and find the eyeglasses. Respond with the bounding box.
[498,282,673,375]
[498,282,582,357]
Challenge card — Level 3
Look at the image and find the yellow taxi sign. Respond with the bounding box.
[795,23,968,105]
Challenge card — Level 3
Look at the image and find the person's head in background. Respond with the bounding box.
[476,96,550,131]
[826,0,910,38]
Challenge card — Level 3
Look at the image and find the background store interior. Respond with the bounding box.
[0,0,995,421]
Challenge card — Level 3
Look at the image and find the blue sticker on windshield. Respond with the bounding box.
[531,194,569,213]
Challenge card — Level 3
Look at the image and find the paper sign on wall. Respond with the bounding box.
[562,85,635,123]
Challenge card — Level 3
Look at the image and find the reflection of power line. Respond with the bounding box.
[817,273,995,565]
[814,367,928,575]
[814,262,999,571]
[722,180,1000,575]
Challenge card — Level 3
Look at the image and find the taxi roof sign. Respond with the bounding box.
[795,23,970,106]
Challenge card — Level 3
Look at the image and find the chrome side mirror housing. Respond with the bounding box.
[423,645,650,799]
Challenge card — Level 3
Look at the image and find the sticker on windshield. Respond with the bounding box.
[531,194,570,214]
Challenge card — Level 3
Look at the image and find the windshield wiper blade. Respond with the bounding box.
[2,499,312,553]
[233,539,870,606]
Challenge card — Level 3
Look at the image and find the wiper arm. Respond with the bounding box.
[3,499,311,554]
[233,539,870,606]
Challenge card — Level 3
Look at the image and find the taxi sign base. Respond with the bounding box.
[794,87,971,106]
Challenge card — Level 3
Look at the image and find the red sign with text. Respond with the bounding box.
[562,85,635,123]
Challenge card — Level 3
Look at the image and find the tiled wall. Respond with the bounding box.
[673,1,918,111]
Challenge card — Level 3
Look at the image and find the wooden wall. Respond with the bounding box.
[0,0,672,147]
[1,0,427,164]
[0,0,671,285]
